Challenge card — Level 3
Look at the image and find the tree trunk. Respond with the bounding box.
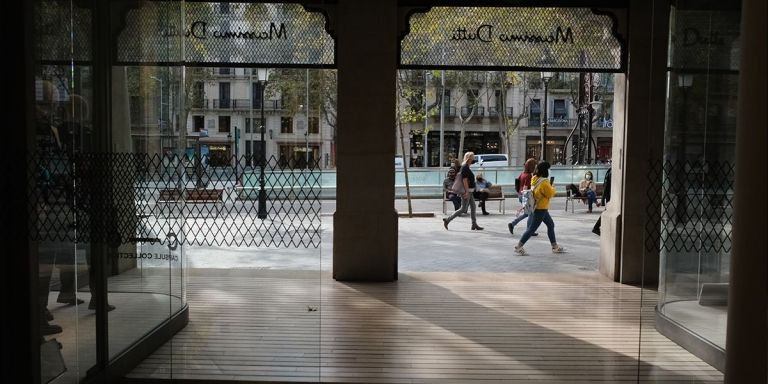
[398,118,413,217]
[395,86,413,216]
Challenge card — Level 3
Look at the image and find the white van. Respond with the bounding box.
[473,154,509,167]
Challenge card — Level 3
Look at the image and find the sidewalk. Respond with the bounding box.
[184,197,606,273]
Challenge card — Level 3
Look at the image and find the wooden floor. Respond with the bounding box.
[127,270,723,383]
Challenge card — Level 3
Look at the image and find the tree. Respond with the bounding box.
[265,68,337,167]
[396,70,428,216]
[499,72,543,164]
[442,71,491,157]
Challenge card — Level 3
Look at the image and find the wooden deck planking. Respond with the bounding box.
[126,271,723,383]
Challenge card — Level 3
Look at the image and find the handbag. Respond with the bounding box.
[451,174,465,195]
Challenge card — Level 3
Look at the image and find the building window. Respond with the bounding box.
[219,67,230,75]
[278,144,320,169]
[281,117,293,133]
[218,82,231,108]
[526,136,566,164]
[219,115,230,133]
[193,116,204,132]
[467,89,479,106]
[529,99,541,126]
[553,99,567,119]
[252,82,263,109]
[308,117,319,134]
[246,117,260,134]
[442,89,451,111]
[425,131,500,167]
[597,137,612,163]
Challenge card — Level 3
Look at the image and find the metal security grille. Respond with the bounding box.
[645,160,735,254]
[29,153,321,248]
[116,2,335,66]
[35,1,92,63]
[400,7,624,71]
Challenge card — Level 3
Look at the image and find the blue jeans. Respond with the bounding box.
[585,190,597,209]
[447,193,462,210]
[510,196,532,230]
[520,209,557,245]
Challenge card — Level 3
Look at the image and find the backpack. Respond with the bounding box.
[521,178,545,214]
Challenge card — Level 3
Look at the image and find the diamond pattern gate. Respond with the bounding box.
[29,153,322,249]
[645,160,735,256]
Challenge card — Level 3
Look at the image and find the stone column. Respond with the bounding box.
[598,74,625,281]
[725,0,767,381]
[333,0,398,281]
[611,0,669,284]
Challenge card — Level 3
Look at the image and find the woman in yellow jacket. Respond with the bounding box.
[514,161,566,255]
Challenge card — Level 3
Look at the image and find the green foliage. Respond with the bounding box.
[267,69,337,129]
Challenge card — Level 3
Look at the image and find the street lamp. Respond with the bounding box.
[256,68,270,220]
[540,71,553,162]
[233,126,240,185]
[150,76,164,152]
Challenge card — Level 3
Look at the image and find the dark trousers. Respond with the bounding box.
[447,193,461,210]
[473,191,489,210]
[593,216,602,235]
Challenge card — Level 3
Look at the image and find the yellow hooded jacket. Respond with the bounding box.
[531,175,556,210]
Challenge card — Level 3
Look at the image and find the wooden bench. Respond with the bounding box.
[442,185,505,214]
[158,188,225,214]
[565,183,604,213]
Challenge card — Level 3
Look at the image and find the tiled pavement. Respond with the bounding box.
[185,197,607,273]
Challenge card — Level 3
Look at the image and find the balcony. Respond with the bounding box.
[207,99,284,111]
[214,68,236,77]
[460,106,485,118]
[488,107,514,118]
[213,99,232,109]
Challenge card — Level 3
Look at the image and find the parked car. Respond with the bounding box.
[395,155,404,168]
[473,154,508,167]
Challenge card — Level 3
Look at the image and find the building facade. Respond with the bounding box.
[400,71,615,167]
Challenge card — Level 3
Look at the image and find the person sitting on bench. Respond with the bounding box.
[473,173,492,215]
[443,159,462,211]
[567,171,600,212]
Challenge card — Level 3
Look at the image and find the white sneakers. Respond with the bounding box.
[514,244,566,256]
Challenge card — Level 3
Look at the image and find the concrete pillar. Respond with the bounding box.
[612,0,669,284]
[725,0,767,381]
[333,0,398,281]
[598,74,625,281]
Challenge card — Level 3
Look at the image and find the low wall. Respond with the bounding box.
[240,165,611,199]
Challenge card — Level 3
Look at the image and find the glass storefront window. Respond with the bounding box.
[655,0,741,371]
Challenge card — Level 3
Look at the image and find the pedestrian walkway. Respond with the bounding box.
[185,197,605,274]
